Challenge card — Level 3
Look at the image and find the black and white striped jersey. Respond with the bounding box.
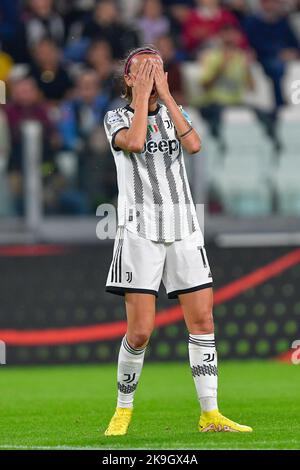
[104,103,200,242]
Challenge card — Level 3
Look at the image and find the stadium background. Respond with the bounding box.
[0,2,300,369]
[1,0,300,451]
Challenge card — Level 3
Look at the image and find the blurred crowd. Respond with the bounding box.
[0,0,299,216]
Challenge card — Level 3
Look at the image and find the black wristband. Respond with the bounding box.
[179,126,193,139]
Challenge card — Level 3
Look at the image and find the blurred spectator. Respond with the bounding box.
[119,0,143,23]
[0,0,299,218]
[56,0,95,62]
[198,24,253,141]
[155,34,185,103]
[30,38,73,101]
[244,0,300,106]
[5,74,58,213]
[0,1,26,63]
[163,0,194,43]
[24,0,65,48]
[56,0,96,14]
[0,0,19,46]
[82,0,139,59]
[182,0,247,55]
[58,69,113,208]
[0,46,13,82]
[86,39,117,99]
[10,0,66,64]
[137,0,170,44]
[55,0,95,41]
[58,69,108,151]
[223,0,252,23]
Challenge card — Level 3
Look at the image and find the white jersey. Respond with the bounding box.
[104,103,200,243]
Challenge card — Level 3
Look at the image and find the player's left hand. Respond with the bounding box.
[154,61,171,102]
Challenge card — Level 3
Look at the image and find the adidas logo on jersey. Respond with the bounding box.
[142,139,180,155]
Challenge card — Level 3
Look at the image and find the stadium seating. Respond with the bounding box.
[283,61,300,105]
[277,105,300,154]
[243,62,274,111]
[210,108,273,216]
[181,62,203,107]
[0,111,13,216]
[289,12,300,44]
[273,106,300,215]
[183,107,208,204]
[0,169,13,217]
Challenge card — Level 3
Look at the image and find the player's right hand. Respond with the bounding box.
[132,59,156,99]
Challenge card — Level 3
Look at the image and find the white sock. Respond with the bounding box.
[116,336,146,409]
[188,333,218,413]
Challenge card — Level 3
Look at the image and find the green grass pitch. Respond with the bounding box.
[0,361,299,450]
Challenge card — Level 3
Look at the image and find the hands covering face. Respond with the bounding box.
[152,58,170,101]
[131,57,170,101]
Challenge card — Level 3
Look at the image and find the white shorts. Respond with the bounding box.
[106,227,213,299]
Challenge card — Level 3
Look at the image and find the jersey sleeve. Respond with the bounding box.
[178,105,192,126]
[104,109,129,151]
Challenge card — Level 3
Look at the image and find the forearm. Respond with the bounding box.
[125,94,149,151]
[163,94,190,134]
[163,94,201,154]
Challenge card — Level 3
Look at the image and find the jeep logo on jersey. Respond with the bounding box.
[142,139,179,156]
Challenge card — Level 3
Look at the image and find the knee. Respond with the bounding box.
[127,328,153,349]
[189,308,214,335]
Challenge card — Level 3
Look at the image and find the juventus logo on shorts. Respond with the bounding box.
[123,373,136,383]
[126,271,133,283]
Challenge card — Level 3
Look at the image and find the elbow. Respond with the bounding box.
[126,140,144,153]
[189,148,201,154]
[187,138,202,154]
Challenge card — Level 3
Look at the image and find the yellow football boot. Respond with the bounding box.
[104,407,133,436]
[199,410,253,433]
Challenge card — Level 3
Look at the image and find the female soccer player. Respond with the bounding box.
[103,46,252,435]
